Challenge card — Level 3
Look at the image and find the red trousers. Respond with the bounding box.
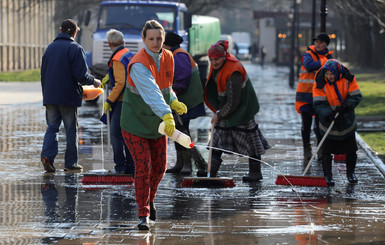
[122,129,167,217]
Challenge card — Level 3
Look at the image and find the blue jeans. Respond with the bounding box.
[110,102,135,174]
[41,104,78,168]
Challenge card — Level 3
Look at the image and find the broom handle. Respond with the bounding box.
[106,84,112,170]
[207,124,215,178]
[302,112,339,175]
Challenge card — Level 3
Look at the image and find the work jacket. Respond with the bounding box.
[295,45,333,114]
[172,48,203,110]
[107,46,134,103]
[121,47,174,139]
[41,33,94,107]
[313,69,362,140]
[204,59,259,127]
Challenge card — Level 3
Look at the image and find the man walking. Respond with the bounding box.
[40,19,101,172]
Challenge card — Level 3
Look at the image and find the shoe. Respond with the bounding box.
[197,169,207,177]
[137,216,150,230]
[64,164,83,171]
[41,157,55,173]
[150,202,156,221]
[243,156,262,182]
[347,173,358,183]
[325,175,335,187]
[303,146,312,162]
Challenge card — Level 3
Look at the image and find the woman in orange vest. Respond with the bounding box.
[295,33,333,164]
[313,59,362,186]
[202,40,270,181]
[120,20,187,230]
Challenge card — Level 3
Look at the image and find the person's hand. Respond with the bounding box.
[162,113,175,137]
[325,111,336,123]
[170,99,187,115]
[335,103,351,113]
[93,78,102,88]
[101,74,110,89]
[104,101,112,114]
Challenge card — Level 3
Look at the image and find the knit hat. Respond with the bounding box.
[164,32,183,47]
[61,19,80,35]
[323,59,344,81]
[313,33,330,45]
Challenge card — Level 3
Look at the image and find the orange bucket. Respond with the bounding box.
[82,86,104,101]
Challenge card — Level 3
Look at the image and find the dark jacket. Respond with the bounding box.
[41,33,95,107]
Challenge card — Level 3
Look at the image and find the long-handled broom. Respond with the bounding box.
[180,124,235,188]
[81,85,133,185]
[275,113,339,187]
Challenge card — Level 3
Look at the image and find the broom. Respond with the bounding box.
[81,85,133,185]
[275,112,340,187]
[180,124,235,188]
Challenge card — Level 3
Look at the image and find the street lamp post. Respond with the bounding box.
[289,0,299,88]
[320,0,327,32]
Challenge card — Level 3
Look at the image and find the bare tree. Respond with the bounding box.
[331,0,385,68]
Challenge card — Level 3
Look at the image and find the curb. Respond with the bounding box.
[356,132,385,177]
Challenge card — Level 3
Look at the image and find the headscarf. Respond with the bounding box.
[323,59,345,103]
[208,40,237,62]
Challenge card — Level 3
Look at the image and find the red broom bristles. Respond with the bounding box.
[275,175,328,187]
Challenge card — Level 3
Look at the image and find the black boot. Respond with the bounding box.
[303,146,312,163]
[346,153,358,183]
[322,154,334,186]
[149,202,156,221]
[191,147,207,175]
[243,156,262,182]
[197,157,222,177]
[137,216,150,230]
[180,150,192,175]
[166,150,184,173]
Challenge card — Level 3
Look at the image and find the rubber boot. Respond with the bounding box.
[197,157,222,177]
[191,147,207,175]
[346,153,358,183]
[180,150,192,175]
[166,149,184,173]
[243,155,262,182]
[322,154,334,186]
[209,157,222,177]
[303,146,312,164]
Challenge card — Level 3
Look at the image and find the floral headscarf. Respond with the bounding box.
[208,40,237,61]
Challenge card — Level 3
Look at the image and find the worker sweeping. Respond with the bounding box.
[120,20,187,230]
[200,40,271,182]
[313,59,362,186]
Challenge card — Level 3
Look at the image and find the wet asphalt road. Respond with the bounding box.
[0,63,385,244]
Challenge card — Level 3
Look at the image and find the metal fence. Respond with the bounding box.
[0,0,55,72]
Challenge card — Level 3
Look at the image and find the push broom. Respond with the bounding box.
[81,85,133,185]
[275,113,339,187]
[180,124,235,188]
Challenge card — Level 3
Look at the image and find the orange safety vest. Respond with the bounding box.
[121,47,174,139]
[295,45,333,114]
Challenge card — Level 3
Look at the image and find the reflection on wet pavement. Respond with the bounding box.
[0,64,385,244]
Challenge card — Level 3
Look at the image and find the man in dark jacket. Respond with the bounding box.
[40,19,101,172]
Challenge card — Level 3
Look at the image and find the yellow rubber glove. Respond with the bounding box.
[170,99,187,115]
[101,74,110,89]
[104,101,112,114]
[162,113,175,137]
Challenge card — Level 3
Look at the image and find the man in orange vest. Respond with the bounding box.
[295,33,333,164]
[101,29,135,175]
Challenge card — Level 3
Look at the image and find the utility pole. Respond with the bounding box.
[288,0,298,88]
[311,0,316,38]
[320,0,327,32]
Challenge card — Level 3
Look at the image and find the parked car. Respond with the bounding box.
[235,42,250,60]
